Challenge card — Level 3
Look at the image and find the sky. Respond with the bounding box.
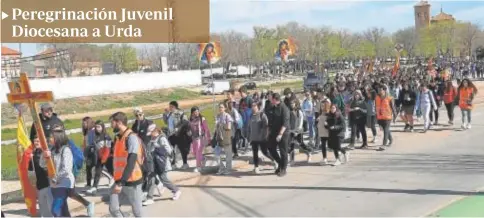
[3,0,484,57]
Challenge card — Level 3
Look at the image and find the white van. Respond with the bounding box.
[202,80,230,95]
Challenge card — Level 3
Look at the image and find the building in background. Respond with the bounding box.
[414,1,431,29]
[1,46,21,78]
[414,1,456,29]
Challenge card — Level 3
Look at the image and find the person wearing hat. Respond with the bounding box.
[29,103,64,146]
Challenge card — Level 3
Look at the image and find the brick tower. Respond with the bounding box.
[414,1,431,29]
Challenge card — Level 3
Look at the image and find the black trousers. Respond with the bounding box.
[429,105,439,123]
[328,135,345,159]
[168,135,190,165]
[350,118,367,145]
[320,137,328,159]
[232,129,243,155]
[251,141,274,167]
[368,115,377,136]
[289,132,313,161]
[444,103,454,122]
[268,133,289,171]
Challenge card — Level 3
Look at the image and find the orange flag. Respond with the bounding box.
[392,56,400,77]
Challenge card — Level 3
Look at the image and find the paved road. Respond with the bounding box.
[79,103,484,217]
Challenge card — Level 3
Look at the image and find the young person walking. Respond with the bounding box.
[143,127,182,206]
[455,79,478,129]
[443,80,458,125]
[215,102,234,175]
[326,104,349,166]
[317,97,331,165]
[29,135,53,217]
[40,126,75,217]
[375,85,397,150]
[247,102,276,174]
[348,90,368,149]
[398,83,417,132]
[189,107,211,173]
[86,120,113,195]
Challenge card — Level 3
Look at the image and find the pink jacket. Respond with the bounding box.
[189,117,211,140]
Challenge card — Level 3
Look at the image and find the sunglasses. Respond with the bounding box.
[136,114,143,117]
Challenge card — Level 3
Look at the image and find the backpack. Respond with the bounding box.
[233,110,243,129]
[125,132,153,173]
[64,140,84,178]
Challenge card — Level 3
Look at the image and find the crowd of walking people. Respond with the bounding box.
[21,61,480,217]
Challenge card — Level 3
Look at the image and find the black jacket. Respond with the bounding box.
[325,112,346,138]
[131,119,154,145]
[398,89,417,106]
[267,103,290,136]
[29,113,64,142]
[28,148,50,190]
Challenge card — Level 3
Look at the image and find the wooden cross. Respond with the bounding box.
[7,73,56,179]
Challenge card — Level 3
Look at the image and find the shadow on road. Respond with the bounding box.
[179,184,484,197]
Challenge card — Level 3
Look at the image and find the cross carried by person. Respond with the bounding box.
[7,73,56,178]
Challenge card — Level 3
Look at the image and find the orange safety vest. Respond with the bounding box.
[443,87,457,104]
[113,129,144,182]
[458,87,475,110]
[375,95,393,120]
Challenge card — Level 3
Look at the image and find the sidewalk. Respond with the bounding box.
[1,152,251,217]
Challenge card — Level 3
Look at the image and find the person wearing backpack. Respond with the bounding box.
[86,120,113,195]
[163,101,191,170]
[40,126,75,217]
[143,127,182,206]
[288,98,313,166]
[51,124,95,217]
[109,112,144,218]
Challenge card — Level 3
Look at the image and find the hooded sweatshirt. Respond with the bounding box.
[247,111,269,142]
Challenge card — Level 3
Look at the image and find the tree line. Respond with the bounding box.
[41,21,483,76]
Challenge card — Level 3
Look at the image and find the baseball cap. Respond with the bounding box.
[40,103,53,110]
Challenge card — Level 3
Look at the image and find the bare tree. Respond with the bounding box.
[394,27,418,57]
[458,23,480,57]
[363,27,385,57]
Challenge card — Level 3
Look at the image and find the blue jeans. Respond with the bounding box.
[307,117,315,139]
[461,109,471,124]
[51,187,71,217]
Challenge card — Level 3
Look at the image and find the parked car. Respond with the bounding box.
[242,82,257,90]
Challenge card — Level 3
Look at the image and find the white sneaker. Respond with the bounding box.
[253,167,260,174]
[320,158,328,166]
[289,160,296,167]
[467,123,472,129]
[344,152,350,163]
[462,123,467,129]
[86,187,97,195]
[193,168,200,173]
[307,153,312,163]
[272,161,279,170]
[333,159,342,166]
[371,136,377,143]
[142,192,148,201]
[142,199,154,206]
[172,191,182,200]
[216,167,224,175]
[181,164,189,170]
